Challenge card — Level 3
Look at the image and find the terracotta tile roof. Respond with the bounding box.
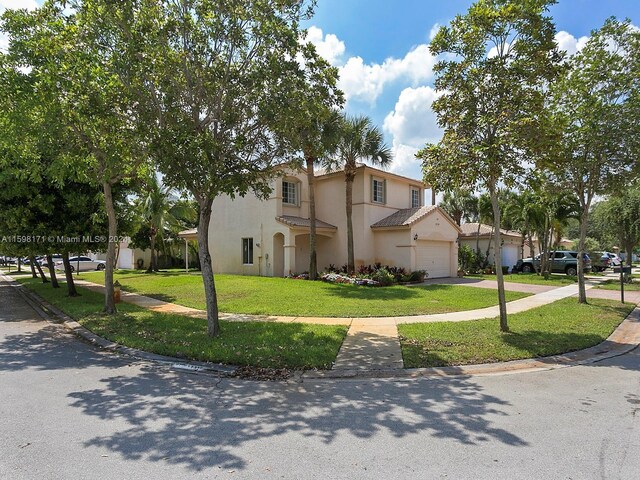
[459,222,522,238]
[370,206,438,228]
[276,215,337,230]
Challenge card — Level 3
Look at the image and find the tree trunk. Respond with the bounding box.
[197,196,220,337]
[62,252,79,297]
[46,255,60,288]
[577,205,589,304]
[103,181,118,314]
[147,233,156,273]
[29,256,37,278]
[306,155,318,280]
[345,175,355,273]
[489,186,508,332]
[17,256,22,273]
[431,188,436,206]
[35,259,49,284]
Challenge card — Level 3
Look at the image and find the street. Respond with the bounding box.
[1,279,639,479]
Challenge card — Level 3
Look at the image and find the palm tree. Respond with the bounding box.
[138,176,197,272]
[327,114,392,273]
[440,189,477,226]
[302,110,341,280]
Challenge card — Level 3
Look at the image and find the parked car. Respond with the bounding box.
[515,251,591,276]
[55,256,106,272]
[37,255,64,267]
[589,252,611,273]
[603,252,621,267]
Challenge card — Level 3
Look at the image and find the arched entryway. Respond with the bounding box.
[272,233,285,277]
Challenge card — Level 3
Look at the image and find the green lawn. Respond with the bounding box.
[17,277,347,369]
[398,297,632,368]
[596,279,640,291]
[466,272,577,286]
[78,270,530,317]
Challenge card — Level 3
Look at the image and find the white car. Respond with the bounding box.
[604,252,622,267]
[55,256,106,272]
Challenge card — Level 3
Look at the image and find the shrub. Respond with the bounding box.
[371,267,395,286]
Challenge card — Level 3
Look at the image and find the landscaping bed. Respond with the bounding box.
[78,270,530,317]
[17,277,348,370]
[398,297,633,368]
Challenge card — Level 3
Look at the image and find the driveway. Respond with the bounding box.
[1,277,640,479]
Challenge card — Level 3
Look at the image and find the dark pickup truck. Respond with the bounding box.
[515,251,591,276]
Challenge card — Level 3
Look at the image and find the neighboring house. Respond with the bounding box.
[192,164,460,278]
[458,222,525,271]
[92,239,152,270]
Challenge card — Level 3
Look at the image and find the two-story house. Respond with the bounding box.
[200,163,460,278]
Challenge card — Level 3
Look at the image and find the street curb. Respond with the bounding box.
[303,306,640,380]
[1,272,237,377]
[3,271,639,382]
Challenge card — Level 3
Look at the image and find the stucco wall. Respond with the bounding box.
[459,235,524,264]
[372,229,412,269]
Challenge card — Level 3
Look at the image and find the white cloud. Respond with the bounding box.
[339,44,436,105]
[0,0,38,10]
[305,26,345,66]
[555,31,589,56]
[383,86,442,176]
[429,23,440,41]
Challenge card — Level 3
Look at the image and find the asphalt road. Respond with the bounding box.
[1,280,639,480]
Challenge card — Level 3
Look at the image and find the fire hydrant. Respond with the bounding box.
[113,280,122,304]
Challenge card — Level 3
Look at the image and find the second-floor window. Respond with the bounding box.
[282,180,298,205]
[242,238,253,265]
[372,178,385,204]
[411,187,421,208]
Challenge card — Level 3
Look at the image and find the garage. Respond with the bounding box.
[416,240,452,278]
[501,244,519,272]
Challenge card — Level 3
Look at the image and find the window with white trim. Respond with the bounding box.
[372,177,385,204]
[242,238,253,265]
[411,187,421,208]
[282,180,298,205]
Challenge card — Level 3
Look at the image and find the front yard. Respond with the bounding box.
[596,279,640,291]
[399,297,633,368]
[78,270,530,317]
[17,277,347,370]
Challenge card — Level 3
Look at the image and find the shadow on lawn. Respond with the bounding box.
[324,283,459,301]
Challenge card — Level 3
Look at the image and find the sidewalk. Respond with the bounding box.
[4,271,639,378]
[73,276,610,372]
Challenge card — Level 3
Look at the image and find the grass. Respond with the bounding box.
[466,272,577,286]
[77,269,530,317]
[596,279,640,291]
[398,297,633,368]
[17,277,348,370]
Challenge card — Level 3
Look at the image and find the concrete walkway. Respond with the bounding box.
[69,276,613,372]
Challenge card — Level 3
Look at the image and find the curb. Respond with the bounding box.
[1,272,237,377]
[3,271,639,382]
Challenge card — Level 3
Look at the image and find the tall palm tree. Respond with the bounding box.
[327,114,392,273]
[301,109,341,280]
[138,176,197,272]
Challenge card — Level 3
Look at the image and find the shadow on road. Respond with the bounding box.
[65,368,529,471]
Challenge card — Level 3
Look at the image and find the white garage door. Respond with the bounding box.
[501,245,519,272]
[416,240,452,278]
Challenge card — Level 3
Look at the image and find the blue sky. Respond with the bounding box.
[5,0,639,184]
[302,0,640,183]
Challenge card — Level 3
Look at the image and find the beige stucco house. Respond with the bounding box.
[458,222,525,271]
[194,164,460,278]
